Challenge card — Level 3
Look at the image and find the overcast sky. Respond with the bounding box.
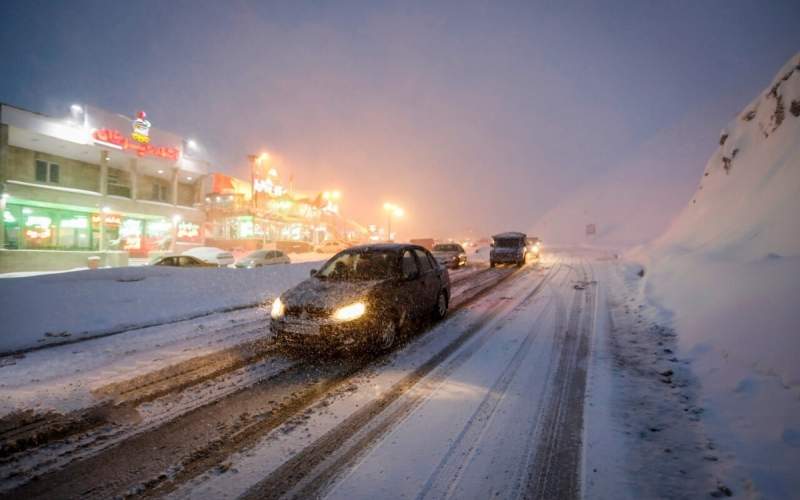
[2,0,798,240]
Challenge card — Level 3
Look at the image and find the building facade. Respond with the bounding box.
[0,103,208,271]
[203,173,367,251]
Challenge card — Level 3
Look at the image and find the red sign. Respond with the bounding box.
[93,128,179,161]
[92,213,122,225]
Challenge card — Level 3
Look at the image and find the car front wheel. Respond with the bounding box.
[433,290,448,320]
[376,317,398,351]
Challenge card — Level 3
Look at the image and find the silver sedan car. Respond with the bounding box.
[235,249,291,268]
[431,243,467,269]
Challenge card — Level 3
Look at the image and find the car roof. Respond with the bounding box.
[492,231,527,239]
[345,243,427,253]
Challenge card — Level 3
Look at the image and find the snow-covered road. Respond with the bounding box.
[0,249,724,499]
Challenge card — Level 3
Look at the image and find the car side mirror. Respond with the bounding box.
[490,243,495,248]
[310,269,317,277]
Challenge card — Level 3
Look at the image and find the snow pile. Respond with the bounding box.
[633,53,800,498]
[0,263,319,354]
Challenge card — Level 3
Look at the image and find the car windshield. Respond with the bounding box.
[495,238,522,248]
[433,244,461,252]
[316,249,398,281]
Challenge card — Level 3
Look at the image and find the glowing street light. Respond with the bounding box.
[383,202,404,241]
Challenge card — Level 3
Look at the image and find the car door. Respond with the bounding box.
[264,250,279,265]
[398,249,425,320]
[414,248,438,309]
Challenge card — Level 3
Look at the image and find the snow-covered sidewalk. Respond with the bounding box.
[0,262,320,355]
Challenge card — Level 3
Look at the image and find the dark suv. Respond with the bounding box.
[490,231,528,267]
[271,243,451,353]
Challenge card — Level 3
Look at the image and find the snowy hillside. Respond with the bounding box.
[633,52,800,498]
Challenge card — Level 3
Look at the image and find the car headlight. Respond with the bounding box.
[332,302,366,322]
[271,297,285,319]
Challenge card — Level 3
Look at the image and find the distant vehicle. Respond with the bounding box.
[490,232,528,268]
[276,240,315,254]
[271,243,451,353]
[409,238,435,250]
[183,246,235,267]
[315,240,349,253]
[235,249,291,268]
[152,255,218,267]
[432,243,467,269]
[526,237,542,258]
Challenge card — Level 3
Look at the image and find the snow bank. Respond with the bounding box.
[0,263,319,354]
[632,53,800,498]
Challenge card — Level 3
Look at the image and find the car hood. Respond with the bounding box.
[281,278,384,312]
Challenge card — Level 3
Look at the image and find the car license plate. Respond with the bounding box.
[282,321,320,335]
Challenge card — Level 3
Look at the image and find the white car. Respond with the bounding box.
[182,246,235,267]
[235,249,291,268]
[315,240,349,253]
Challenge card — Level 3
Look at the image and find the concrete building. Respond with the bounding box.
[0,103,208,272]
[202,172,368,252]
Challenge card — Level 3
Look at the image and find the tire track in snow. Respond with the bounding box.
[524,259,596,500]
[420,261,573,500]
[241,260,561,500]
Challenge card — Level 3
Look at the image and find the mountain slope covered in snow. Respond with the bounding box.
[634,52,800,498]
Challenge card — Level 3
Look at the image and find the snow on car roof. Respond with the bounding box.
[492,231,527,239]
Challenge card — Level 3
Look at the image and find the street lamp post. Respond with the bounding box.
[382,202,404,242]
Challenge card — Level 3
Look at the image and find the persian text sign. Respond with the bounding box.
[93,128,180,161]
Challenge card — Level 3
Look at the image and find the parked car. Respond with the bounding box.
[182,246,235,267]
[271,243,451,353]
[490,232,528,268]
[315,240,349,253]
[235,249,291,268]
[151,255,218,267]
[432,243,467,269]
[276,240,315,254]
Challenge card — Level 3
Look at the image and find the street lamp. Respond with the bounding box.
[383,202,404,242]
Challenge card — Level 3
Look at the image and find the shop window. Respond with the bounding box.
[35,160,47,181]
[107,168,132,198]
[50,164,60,183]
[58,215,89,249]
[35,160,60,184]
[151,183,169,202]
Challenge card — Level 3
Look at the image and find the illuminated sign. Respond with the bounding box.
[254,178,285,196]
[123,236,141,250]
[92,214,122,226]
[93,128,179,161]
[26,228,51,239]
[120,219,143,250]
[25,215,52,227]
[60,217,88,229]
[177,221,200,239]
[131,111,151,144]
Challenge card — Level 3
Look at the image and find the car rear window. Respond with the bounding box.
[495,238,522,248]
[433,244,461,252]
